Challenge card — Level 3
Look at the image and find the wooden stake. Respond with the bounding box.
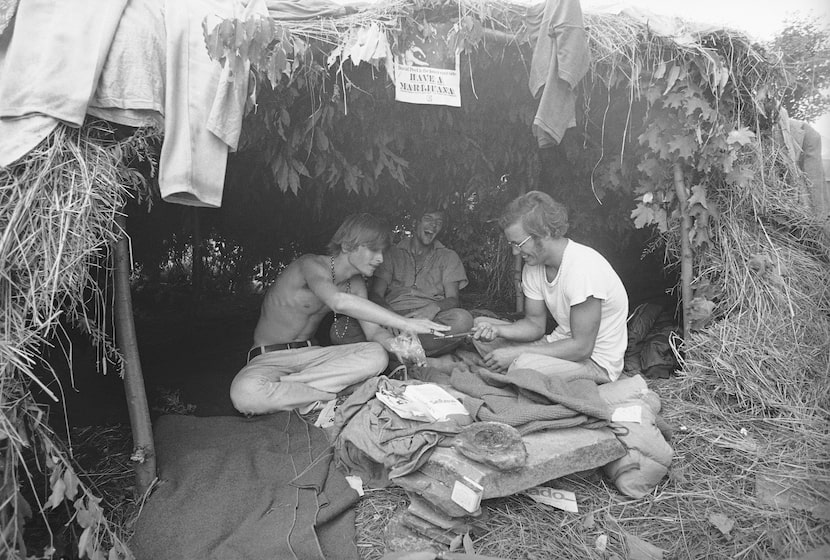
[190,206,203,302]
[515,183,527,313]
[673,162,693,339]
[114,212,156,495]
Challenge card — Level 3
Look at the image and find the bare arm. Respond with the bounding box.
[304,258,448,335]
[474,297,547,342]
[478,297,602,372]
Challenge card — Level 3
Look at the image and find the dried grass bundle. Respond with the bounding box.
[0,122,150,558]
[682,140,830,414]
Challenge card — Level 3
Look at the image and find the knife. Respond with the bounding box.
[434,330,474,339]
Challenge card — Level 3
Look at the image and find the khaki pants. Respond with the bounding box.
[230,342,388,414]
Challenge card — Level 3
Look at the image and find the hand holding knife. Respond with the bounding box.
[432,330,474,339]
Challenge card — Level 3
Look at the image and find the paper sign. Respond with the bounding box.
[392,22,461,107]
[451,476,483,513]
[611,405,643,424]
[393,61,461,107]
[524,486,579,513]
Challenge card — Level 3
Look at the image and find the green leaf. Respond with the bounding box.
[218,19,235,50]
[47,477,66,510]
[684,95,713,119]
[663,64,681,95]
[631,202,654,229]
[708,512,735,537]
[667,134,695,158]
[234,18,246,49]
[78,527,93,558]
[624,529,665,560]
[314,131,329,151]
[288,168,300,193]
[687,184,709,209]
[726,127,755,146]
[76,505,94,529]
[63,468,80,500]
[653,207,669,233]
[203,22,224,62]
[291,158,310,177]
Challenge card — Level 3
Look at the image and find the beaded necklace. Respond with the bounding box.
[409,247,436,289]
[330,255,350,338]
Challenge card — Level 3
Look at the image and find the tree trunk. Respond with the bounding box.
[673,162,693,339]
[114,213,156,495]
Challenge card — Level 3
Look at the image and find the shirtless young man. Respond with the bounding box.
[230,213,449,415]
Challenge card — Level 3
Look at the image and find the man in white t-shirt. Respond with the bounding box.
[472,191,629,382]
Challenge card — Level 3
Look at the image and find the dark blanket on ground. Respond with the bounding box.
[130,413,360,560]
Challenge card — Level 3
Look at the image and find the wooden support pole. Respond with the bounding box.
[514,183,528,314]
[513,253,523,313]
[190,206,203,301]
[114,213,156,495]
[673,162,693,339]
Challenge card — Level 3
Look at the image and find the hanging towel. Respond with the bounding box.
[0,0,127,166]
[160,0,266,208]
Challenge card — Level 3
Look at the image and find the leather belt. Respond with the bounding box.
[247,339,318,362]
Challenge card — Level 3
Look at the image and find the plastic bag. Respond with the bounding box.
[389,332,427,367]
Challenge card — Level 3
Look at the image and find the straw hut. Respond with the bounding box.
[1,1,827,558]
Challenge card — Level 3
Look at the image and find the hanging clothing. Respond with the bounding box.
[525,0,590,148]
[87,0,166,129]
[0,0,127,166]
[159,0,267,208]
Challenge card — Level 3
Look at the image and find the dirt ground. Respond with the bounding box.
[45,294,262,430]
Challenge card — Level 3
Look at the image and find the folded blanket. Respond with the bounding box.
[450,365,610,434]
[131,413,359,560]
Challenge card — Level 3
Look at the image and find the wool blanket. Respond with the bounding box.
[131,413,359,560]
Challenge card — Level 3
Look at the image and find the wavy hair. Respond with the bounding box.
[498,190,569,239]
[327,213,391,255]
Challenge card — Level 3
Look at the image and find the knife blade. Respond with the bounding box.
[434,330,474,339]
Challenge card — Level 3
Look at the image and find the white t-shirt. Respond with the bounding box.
[522,240,629,380]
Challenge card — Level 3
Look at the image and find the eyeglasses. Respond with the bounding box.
[507,234,533,250]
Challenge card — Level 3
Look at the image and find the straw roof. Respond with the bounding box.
[1,1,828,559]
